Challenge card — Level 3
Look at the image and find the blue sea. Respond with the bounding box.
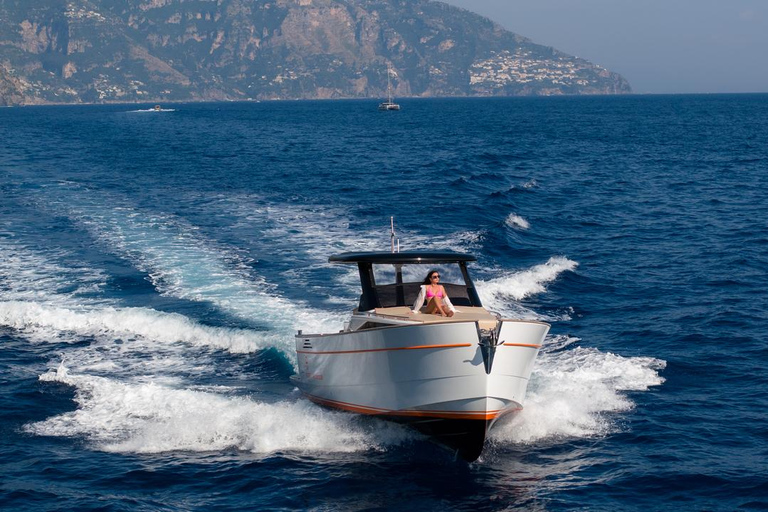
[1,95,766,511]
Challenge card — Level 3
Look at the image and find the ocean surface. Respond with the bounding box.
[1,95,766,511]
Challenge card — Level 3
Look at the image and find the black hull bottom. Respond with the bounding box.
[300,391,515,462]
[390,416,492,462]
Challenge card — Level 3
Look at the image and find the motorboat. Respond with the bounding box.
[292,250,550,461]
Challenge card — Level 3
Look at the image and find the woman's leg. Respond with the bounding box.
[426,297,449,316]
[427,297,445,316]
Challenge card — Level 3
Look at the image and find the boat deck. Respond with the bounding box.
[373,306,499,330]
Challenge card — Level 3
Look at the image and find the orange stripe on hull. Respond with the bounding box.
[297,343,472,355]
[502,343,541,348]
[304,394,521,421]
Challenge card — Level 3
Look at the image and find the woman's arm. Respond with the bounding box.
[411,285,426,313]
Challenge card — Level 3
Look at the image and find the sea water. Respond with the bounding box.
[1,95,766,511]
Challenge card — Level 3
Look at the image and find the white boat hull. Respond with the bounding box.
[293,319,549,460]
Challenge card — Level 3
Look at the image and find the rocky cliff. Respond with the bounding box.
[0,0,631,105]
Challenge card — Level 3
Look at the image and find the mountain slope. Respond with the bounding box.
[0,0,631,105]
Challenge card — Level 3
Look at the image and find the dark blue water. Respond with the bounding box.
[1,95,767,511]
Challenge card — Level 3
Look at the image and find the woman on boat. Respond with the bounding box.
[411,270,456,317]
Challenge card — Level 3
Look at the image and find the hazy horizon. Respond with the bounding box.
[442,0,768,94]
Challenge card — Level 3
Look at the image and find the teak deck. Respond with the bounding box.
[373,306,500,330]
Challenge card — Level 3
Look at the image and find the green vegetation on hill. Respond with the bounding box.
[0,0,631,105]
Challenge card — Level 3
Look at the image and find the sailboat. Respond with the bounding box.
[378,65,401,111]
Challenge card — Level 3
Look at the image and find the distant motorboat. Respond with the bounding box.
[128,105,175,113]
[378,65,401,111]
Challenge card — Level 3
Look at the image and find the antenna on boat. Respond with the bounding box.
[390,216,400,253]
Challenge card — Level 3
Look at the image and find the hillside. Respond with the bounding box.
[0,0,631,105]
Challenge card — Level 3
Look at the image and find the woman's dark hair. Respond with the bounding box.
[422,269,439,285]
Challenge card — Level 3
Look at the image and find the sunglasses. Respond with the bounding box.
[431,275,440,279]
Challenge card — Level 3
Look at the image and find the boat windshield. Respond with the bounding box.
[372,263,464,286]
[369,262,477,308]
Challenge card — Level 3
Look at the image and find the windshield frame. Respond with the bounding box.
[354,260,482,311]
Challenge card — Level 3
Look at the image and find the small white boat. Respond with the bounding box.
[378,101,400,111]
[292,250,549,461]
[378,65,401,111]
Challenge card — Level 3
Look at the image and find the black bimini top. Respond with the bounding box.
[329,251,476,264]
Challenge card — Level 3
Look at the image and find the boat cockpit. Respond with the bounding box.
[329,251,500,331]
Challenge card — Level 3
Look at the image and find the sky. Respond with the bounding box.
[441,0,768,94]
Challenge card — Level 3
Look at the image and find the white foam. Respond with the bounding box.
[194,195,485,264]
[13,191,665,456]
[56,199,347,349]
[504,213,530,230]
[0,241,262,375]
[490,336,666,444]
[0,301,271,354]
[55,194,492,342]
[27,364,412,455]
[251,201,485,261]
[208,199,491,308]
[128,108,176,113]
[0,241,108,304]
[478,256,578,304]
[0,223,306,375]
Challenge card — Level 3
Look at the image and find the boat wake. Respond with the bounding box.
[475,256,578,321]
[0,301,272,354]
[1,194,665,458]
[490,335,666,444]
[41,191,348,357]
[478,256,578,303]
[26,364,413,455]
[22,338,665,456]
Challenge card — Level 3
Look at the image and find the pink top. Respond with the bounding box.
[426,286,444,299]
